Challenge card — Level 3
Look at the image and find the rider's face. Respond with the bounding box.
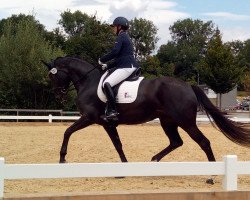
[112,25,121,34]
[112,26,117,34]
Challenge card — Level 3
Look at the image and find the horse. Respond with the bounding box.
[42,56,250,176]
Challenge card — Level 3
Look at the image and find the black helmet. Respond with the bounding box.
[111,17,129,29]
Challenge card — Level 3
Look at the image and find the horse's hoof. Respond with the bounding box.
[151,157,158,162]
[206,178,214,185]
[59,160,67,164]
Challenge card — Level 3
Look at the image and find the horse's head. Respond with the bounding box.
[41,57,71,103]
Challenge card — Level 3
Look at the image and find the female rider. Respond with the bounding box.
[99,16,139,121]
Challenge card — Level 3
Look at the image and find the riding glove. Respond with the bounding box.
[98,58,107,70]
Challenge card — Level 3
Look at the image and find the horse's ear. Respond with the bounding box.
[41,60,52,70]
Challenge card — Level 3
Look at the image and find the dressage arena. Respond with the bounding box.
[0,122,250,199]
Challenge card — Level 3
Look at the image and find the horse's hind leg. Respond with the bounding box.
[182,125,216,184]
[151,119,183,162]
[183,125,216,162]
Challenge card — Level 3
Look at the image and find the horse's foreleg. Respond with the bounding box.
[103,125,128,162]
[60,116,92,163]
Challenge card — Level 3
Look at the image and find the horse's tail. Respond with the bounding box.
[191,85,250,147]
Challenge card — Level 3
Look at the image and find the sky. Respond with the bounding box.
[0,0,250,48]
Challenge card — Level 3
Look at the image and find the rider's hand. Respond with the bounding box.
[101,63,107,70]
[98,58,103,65]
[98,58,107,70]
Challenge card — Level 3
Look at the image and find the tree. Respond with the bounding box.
[129,18,158,61]
[58,10,113,65]
[0,14,43,36]
[236,39,250,91]
[157,18,216,83]
[59,10,92,37]
[0,18,64,109]
[243,72,250,94]
[197,31,243,107]
[240,39,250,71]
[225,40,244,56]
[140,55,175,79]
[157,42,178,64]
[0,14,65,49]
[224,40,246,90]
[141,56,161,78]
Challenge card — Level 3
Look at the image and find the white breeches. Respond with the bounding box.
[103,67,137,87]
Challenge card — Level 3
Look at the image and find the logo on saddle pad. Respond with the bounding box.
[97,71,144,103]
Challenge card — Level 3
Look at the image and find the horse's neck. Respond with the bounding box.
[70,67,101,93]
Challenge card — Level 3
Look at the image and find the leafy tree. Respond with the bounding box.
[0,14,64,47]
[170,18,215,45]
[141,56,161,78]
[243,72,250,94]
[236,39,250,91]
[224,40,247,90]
[157,42,178,64]
[240,39,250,71]
[0,14,43,36]
[59,10,92,37]
[44,28,66,49]
[59,10,113,65]
[197,31,243,107]
[129,18,158,61]
[0,18,64,109]
[225,40,244,56]
[141,55,174,79]
[157,18,216,83]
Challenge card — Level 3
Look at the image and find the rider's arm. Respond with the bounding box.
[100,35,123,63]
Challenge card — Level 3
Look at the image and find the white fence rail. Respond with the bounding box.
[1,115,250,123]
[0,115,79,123]
[1,155,250,198]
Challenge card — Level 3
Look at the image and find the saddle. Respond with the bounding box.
[103,67,142,96]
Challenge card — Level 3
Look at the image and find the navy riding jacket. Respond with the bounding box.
[100,31,138,69]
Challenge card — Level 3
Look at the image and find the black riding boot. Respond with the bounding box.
[103,83,119,121]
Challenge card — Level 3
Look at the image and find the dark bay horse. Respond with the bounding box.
[42,56,250,166]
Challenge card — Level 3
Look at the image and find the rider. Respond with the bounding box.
[98,16,139,121]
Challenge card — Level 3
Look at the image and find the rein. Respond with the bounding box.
[54,65,100,94]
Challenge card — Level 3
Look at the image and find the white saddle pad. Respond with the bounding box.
[97,71,144,103]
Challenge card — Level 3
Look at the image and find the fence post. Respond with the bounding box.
[223,155,237,191]
[0,157,4,199]
[48,114,52,123]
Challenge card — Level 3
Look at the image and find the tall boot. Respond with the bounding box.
[103,83,119,121]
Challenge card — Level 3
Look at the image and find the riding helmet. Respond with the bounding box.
[111,17,129,29]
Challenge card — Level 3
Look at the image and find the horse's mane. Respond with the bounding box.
[55,55,95,68]
[54,55,102,74]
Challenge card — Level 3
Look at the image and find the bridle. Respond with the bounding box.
[50,64,100,95]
